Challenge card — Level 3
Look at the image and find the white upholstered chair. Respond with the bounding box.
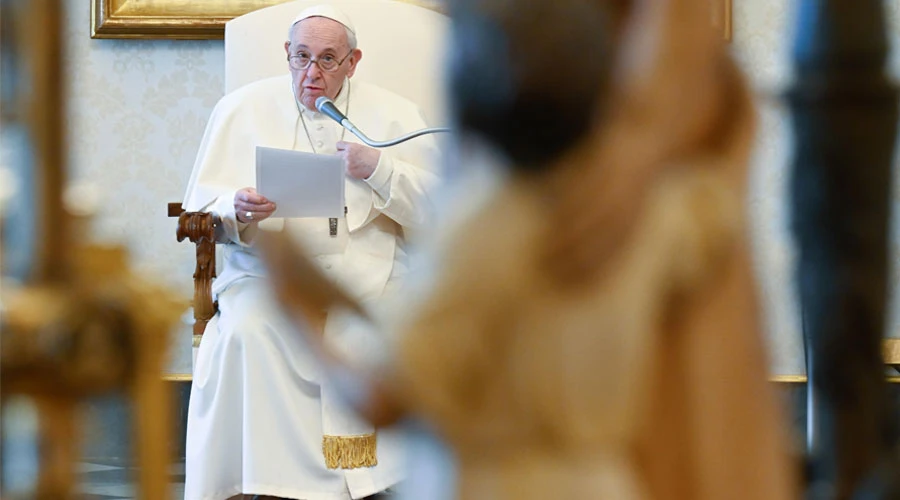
[225,0,448,123]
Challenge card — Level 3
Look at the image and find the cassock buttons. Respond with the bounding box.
[316,140,324,148]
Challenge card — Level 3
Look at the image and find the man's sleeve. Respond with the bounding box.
[203,191,257,246]
[183,97,258,246]
[362,109,441,230]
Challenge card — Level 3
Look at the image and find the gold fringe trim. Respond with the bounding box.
[323,433,378,469]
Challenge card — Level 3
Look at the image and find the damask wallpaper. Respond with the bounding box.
[60,0,900,376]
[64,0,225,374]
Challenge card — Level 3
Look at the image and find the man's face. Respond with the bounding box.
[285,17,361,112]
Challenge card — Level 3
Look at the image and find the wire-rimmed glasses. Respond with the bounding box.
[287,49,353,72]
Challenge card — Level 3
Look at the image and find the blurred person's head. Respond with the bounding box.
[446,0,631,170]
[446,0,750,177]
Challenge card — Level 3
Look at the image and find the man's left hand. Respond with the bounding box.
[337,141,381,180]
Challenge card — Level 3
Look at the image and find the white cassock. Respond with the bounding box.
[181,73,441,500]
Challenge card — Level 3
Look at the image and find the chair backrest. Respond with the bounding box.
[224,0,449,125]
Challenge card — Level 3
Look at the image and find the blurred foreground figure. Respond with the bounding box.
[261,0,798,498]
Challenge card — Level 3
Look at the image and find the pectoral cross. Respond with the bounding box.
[329,207,348,237]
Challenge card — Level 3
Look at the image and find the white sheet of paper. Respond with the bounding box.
[255,146,345,218]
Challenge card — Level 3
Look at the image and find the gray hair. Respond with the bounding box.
[286,19,357,50]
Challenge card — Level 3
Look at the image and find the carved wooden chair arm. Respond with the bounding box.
[169,203,220,339]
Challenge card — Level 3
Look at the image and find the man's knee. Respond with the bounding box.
[230,319,275,347]
[216,295,277,346]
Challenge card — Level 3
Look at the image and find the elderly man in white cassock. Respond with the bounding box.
[181,4,440,499]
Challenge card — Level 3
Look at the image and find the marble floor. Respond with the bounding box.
[78,460,185,499]
[9,381,893,499]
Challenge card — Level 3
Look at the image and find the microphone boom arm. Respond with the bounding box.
[339,119,451,148]
[316,95,450,148]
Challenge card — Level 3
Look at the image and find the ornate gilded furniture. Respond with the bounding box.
[1,0,182,497]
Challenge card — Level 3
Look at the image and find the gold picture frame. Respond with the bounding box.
[712,0,733,42]
[91,0,444,39]
[92,0,730,41]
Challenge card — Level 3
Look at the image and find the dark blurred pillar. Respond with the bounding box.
[786,1,899,498]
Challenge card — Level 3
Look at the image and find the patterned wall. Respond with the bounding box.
[60,0,900,376]
[731,1,801,375]
[64,1,225,373]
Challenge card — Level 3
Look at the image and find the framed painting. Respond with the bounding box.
[91,0,444,39]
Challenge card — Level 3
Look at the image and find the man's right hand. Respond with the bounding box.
[235,187,276,223]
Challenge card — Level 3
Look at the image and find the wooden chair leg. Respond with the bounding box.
[133,370,171,500]
[35,397,77,500]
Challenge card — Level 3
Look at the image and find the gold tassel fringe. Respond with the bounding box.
[323,433,378,469]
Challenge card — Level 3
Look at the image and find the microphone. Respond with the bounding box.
[314,96,451,148]
[315,96,353,129]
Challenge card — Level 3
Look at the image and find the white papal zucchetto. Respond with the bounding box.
[290,4,357,35]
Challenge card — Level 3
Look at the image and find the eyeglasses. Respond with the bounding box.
[287,49,354,72]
